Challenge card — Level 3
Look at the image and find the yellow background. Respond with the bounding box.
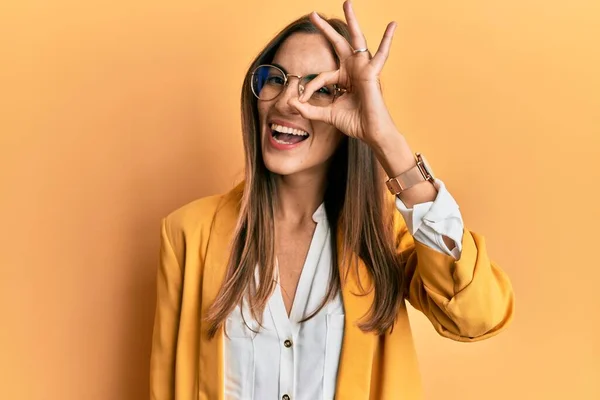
[1,0,599,399]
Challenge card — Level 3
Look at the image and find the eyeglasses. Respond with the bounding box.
[250,64,346,106]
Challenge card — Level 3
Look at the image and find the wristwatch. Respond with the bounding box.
[385,153,435,195]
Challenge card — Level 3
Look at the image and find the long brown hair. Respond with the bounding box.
[206,13,405,337]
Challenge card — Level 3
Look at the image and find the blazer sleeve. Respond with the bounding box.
[396,213,515,341]
[150,217,184,399]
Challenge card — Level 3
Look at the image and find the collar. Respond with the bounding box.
[311,201,327,224]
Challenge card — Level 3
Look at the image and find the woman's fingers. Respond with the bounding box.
[291,70,338,124]
[343,1,368,53]
[309,12,353,59]
[299,70,340,103]
[371,21,397,73]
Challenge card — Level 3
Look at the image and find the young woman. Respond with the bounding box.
[150,2,514,399]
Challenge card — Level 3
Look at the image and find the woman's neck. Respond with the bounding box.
[273,170,327,225]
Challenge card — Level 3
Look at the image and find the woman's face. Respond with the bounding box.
[257,33,344,178]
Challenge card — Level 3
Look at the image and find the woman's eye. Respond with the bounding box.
[311,86,333,97]
[266,76,284,85]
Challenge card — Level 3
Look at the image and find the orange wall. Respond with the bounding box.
[1,0,599,399]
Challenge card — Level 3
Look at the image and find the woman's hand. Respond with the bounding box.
[289,0,399,147]
[291,1,440,208]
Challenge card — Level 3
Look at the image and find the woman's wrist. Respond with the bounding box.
[368,129,415,178]
[368,130,438,208]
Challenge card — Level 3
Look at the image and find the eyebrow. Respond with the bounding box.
[272,63,288,74]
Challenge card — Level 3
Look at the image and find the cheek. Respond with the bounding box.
[257,102,274,137]
[317,127,344,152]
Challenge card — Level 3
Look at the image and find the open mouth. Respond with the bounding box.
[270,123,310,145]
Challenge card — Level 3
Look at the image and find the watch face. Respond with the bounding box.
[419,154,435,180]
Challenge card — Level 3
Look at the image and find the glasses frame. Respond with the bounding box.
[250,64,347,103]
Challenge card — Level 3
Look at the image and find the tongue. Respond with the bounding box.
[275,132,307,144]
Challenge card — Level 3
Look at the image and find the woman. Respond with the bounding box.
[149,2,514,399]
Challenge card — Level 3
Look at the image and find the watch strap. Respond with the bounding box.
[385,153,433,195]
[385,164,425,195]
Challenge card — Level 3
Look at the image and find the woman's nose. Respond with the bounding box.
[284,76,304,98]
[273,78,302,114]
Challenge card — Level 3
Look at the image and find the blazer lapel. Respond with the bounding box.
[198,183,243,400]
[334,230,378,399]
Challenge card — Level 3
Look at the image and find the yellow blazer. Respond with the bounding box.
[150,182,514,400]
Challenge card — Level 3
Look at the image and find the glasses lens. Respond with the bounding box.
[251,66,285,101]
[300,75,337,107]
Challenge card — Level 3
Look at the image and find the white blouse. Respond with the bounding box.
[223,179,464,400]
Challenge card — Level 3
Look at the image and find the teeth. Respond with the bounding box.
[271,123,309,136]
[273,136,294,145]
